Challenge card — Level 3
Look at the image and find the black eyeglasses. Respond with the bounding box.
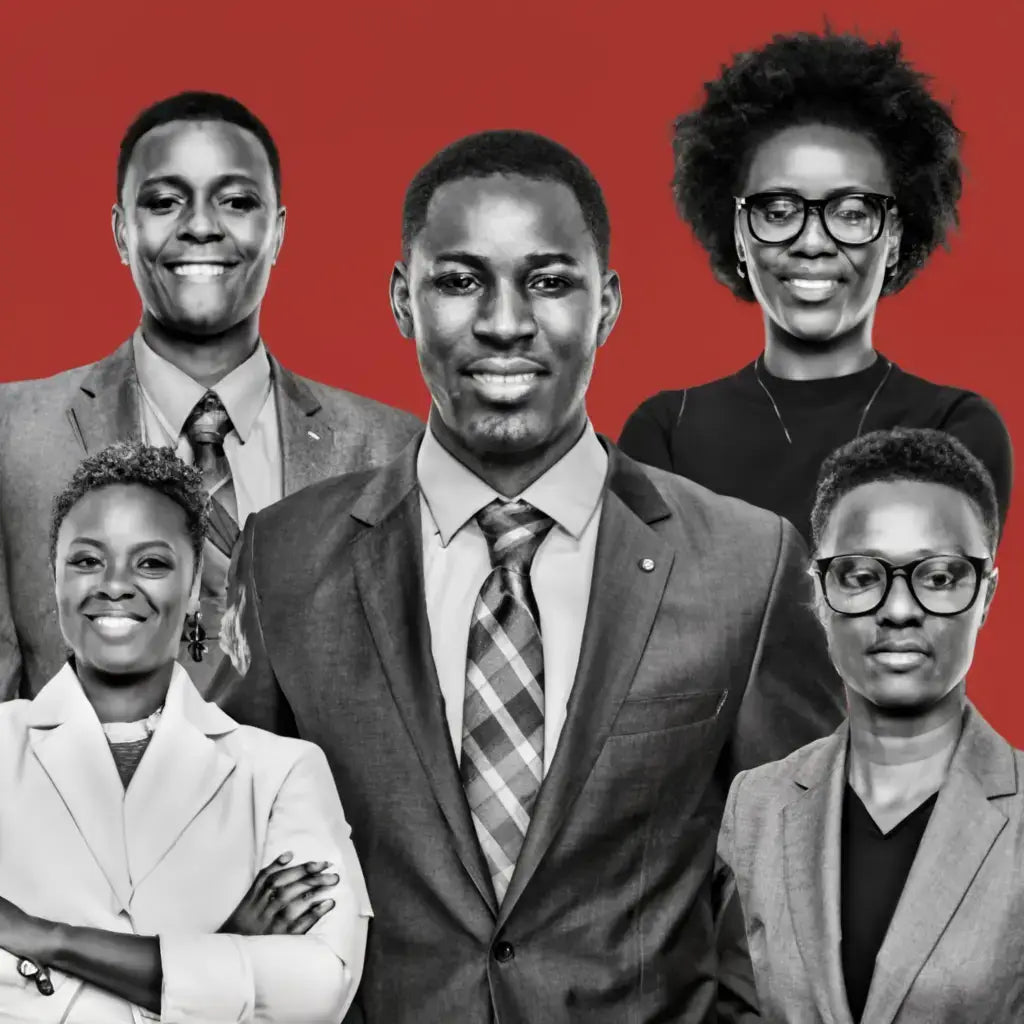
[811,554,994,617]
[735,192,896,246]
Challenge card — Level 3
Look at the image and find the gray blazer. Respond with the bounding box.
[0,339,422,699]
[212,437,845,1022]
[718,703,1024,1024]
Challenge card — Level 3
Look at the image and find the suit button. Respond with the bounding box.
[493,941,515,963]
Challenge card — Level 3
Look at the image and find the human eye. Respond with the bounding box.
[140,193,182,214]
[916,558,971,591]
[831,196,872,222]
[434,273,480,295]
[757,196,801,223]
[221,193,262,212]
[66,552,102,570]
[832,558,884,591]
[529,274,574,296]
[137,554,173,574]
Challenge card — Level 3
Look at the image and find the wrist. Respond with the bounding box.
[28,918,68,965]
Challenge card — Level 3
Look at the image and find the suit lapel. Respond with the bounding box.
[124,665,237,890]
[273,358,336,496]
[859,705,1014,1024]
[27,666,133,910]
[66,340,141,453]
[349,449,497,914]
[497,448,675,926]
[782,726,854,1024]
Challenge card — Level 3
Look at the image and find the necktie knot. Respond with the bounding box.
[185,391,233,450]
[476,500,554,575]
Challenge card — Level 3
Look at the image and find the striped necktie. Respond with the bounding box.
[184,391,240,557]
[461,499,555,903]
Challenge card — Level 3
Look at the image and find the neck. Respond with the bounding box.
[429,407,587,497]
[74,658,174,724]
[846,682,965,794]
[140,310,261,388]
[763,313,877,380]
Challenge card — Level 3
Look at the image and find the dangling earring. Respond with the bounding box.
[186,610,207,663]
[736,259,747,280]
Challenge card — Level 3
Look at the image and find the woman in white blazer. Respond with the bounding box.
[718,427,1024,1024]
[0,442,371,1023]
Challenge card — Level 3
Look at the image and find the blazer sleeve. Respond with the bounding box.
[158,743,372,1023]
[207,512,299,736]
[940,392,1013,536]
[728,517,845,775]
[0,400,24,702]
[617,391,680,473]
[714,770,761,1023]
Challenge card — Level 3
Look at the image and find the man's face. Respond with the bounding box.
[393,173,620,460]
[114,119,284,338]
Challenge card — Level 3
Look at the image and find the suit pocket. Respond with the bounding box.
[609,689,728,737]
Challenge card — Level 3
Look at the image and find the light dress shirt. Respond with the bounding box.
[132,330,283,525]
[417,422,607,774]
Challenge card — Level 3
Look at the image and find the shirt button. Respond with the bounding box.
[493,941,515,963]
[639,558,655,572]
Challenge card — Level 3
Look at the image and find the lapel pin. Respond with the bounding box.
[639,558,655,572]
[307,430,320,441]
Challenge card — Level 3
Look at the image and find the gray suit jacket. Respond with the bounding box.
[213,436,845,1022]
[0,339,422,699]
[718,703,1024,1024]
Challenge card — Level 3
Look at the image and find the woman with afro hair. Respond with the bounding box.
[619,30,1012,545]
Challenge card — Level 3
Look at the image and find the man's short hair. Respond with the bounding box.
[50,442,209,572]
[117,91,281,204]
[810,428,1000,554]
[402,130,611,269]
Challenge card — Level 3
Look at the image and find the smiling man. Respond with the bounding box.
[0,91,421,698]
[212,129,845,1022]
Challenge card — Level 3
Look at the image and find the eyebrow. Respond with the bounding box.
[836,545,971,559]
[136,173,263,194]
[68,538,177,554]
[750,186,884,199]
[433,250,582,269]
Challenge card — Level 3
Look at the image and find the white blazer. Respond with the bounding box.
[0,662,372,1023]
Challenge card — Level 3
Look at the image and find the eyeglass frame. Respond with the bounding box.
[809,554,995,618]
[734,191,897,247]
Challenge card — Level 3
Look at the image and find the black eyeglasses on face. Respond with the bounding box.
[735,192,896,247]
[810,554,993,618]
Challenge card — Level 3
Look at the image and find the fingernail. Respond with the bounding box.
[278,852,293,863]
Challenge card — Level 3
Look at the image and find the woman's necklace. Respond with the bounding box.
[752,354,893,446]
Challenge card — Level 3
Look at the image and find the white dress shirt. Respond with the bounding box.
[133,330,283,525]
[417,422,607,774]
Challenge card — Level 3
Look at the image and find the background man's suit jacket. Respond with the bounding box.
[718,703,1024,1024]
[214,435,845,1023]
[0,339,422,699]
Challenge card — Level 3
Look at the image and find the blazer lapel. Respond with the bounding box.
[859,705,1014,1024]
[27,665,133,910]
[123,665,238,890]
[782,726,854,1024]
[349,445,497,914]
[272,358,336,496]
[497,448,675,926]
[66,340,141,454]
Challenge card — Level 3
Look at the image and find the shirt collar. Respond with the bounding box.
[417,420,608,546]
[132,329,273,443]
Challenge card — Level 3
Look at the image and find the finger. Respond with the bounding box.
[285,899,336,935]
[271,879,341,925]
[272,874,340,907]
[253,852,294,888]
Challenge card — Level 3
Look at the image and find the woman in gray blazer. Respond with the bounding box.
[718,427,1024,1024]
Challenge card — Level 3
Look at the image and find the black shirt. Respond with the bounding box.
[840,785,938,1022]
[618,355,1013,544]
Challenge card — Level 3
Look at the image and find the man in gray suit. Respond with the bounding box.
[214,130,844,1021]
[0,91,421,698]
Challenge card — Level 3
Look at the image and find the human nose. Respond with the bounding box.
[178,195,225,243]
[474,280,537,346]
[876,573,924,625]
[788,205,837,256]
[96,559,136,600]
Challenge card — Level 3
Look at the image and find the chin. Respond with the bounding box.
[464,413,549,454]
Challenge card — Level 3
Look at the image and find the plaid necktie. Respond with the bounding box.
[184,391,240,557]
[461,499,555,903]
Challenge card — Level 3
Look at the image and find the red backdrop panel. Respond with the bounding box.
[2,0,1021,737]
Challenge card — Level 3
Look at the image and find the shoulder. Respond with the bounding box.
[0,358,100,415]
[732,732,836,808]
[222,724,331,778]
[890,363,1006,423]
[255,461,385,532]
[284,370,423,433]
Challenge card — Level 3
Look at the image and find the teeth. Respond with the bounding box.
[172,264,227,277]
[789,279,834,289]
[92,616,142,634]
[474,373,537,384]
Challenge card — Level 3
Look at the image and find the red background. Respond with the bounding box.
[2,1,1022,737]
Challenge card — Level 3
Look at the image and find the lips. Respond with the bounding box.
[85,610,148,639]
[781,277,841,302]
[866,638,932,671]
[164,260,239,280]
[462,357,548,404]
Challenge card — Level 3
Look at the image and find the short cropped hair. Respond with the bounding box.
[402,130,611,269]
[50,443,209,571]
[673,31,962,301]
[810,428,999,555]
[117,91,281,203]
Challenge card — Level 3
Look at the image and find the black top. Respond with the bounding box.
[840,785,938,1022]
[618,355,1013,544]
